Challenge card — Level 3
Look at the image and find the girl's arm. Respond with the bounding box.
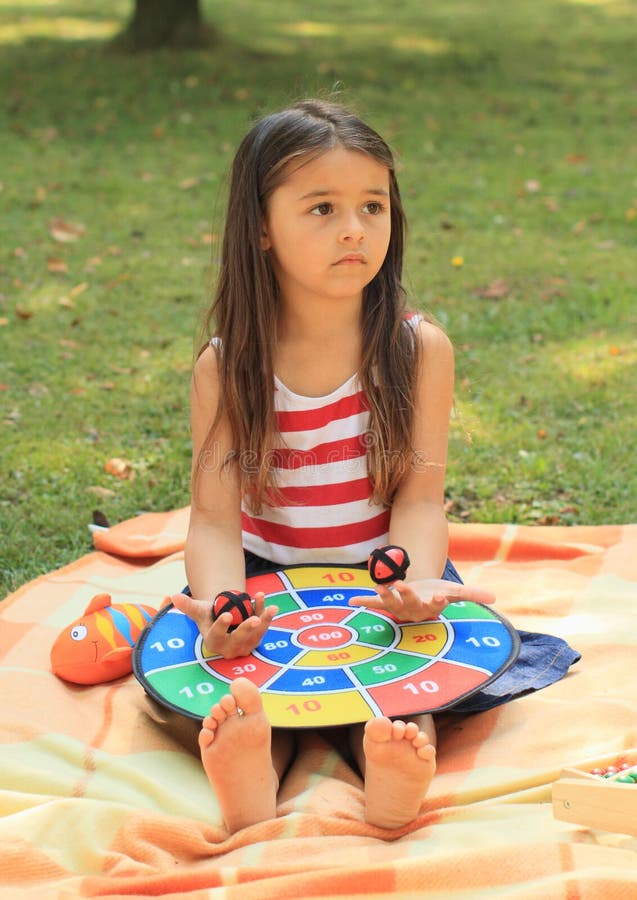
[172,345,278,657]
[351,321,495,619]
[389,320,453,579]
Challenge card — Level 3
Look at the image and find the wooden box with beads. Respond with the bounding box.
[552,761,637,836]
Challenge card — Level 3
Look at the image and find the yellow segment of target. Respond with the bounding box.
[263,690,374,727]
[299,645,379,667]
[397,621,448,655]
[284,566,373,589]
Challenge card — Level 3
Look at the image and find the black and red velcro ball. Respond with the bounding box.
[368,545,410,585]
[212,591,254,631]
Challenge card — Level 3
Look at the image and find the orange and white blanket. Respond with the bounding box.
[1,511,635,899]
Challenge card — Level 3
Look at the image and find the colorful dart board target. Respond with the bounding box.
[133,565,520,728]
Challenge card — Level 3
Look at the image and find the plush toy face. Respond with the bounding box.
[51,593,158,685]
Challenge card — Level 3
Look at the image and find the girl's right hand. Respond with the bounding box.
[170,591,278,659]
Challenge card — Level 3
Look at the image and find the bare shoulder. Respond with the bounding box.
[191,343,222,406]
[190,343,225,439]
[193,343,220,386]
[414,319,454,373]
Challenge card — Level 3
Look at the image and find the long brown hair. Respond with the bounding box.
[199,100,420,512]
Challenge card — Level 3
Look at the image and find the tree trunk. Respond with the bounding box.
[117,0,216,50]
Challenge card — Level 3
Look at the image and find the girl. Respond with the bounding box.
[169,100,545,833]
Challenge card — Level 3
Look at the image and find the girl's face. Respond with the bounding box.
[261,146,391,310]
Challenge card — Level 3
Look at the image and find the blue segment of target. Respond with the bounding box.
[442,620,512,670]
[270,666,354,694]
[256,628,300,664]
[295,587,374,608]
[138,609,198,670]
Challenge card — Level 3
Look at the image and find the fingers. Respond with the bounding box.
[466,585,496,605]
[349,577,496,622]
[204,599,279,659]
[252,591,269,616]
[172,589,280,659]
[349,593,385,609]
[170,591,208,626]
[435,582,496,606]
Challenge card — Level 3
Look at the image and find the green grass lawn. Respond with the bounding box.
[1,0,635,597]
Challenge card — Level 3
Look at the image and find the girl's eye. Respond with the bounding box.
[363,201,386,215]
[310,202,333,216]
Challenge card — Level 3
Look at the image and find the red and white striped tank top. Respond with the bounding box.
[241,373,390,565]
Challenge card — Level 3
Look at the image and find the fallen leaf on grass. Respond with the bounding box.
[104,273,131,290]
[534,514,561,525]
[87,486,117,498]
[47,256,68,274]
[49,218,86,243]
[69,281,89,298]
[28,382,49,397]
[475,278,510,299]
[59,282,89,307]
[4,407,21,423]
[104,458,135,480]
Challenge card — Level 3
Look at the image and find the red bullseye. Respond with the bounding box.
[297,624,352,649]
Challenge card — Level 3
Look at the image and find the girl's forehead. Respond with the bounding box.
[280,146,390,192]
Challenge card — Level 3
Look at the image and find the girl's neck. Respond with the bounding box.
[275,295,363,397]
[277,293,362,344]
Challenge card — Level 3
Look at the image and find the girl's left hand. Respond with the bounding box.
[349,579,496,622]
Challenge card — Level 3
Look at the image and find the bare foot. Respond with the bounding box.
[363,717,436,829]
[199,677,277,832]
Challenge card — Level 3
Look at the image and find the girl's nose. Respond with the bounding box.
[339,211,365,243]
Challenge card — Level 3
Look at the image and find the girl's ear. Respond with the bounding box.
[259,220,271,251]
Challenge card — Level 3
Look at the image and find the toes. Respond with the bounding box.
[366,717,434,749]
[416,743,436,762]
[403,721,420,741]
[202,713,220,731]
[391,720,407,740]
[412,731,431,749]
[230,676,264,715]
[199,717,219,750]
[364,716,394,743]
[219,693,239,717]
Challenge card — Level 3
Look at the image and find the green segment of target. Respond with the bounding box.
[145,663,229,718]
[353,650,431,685]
